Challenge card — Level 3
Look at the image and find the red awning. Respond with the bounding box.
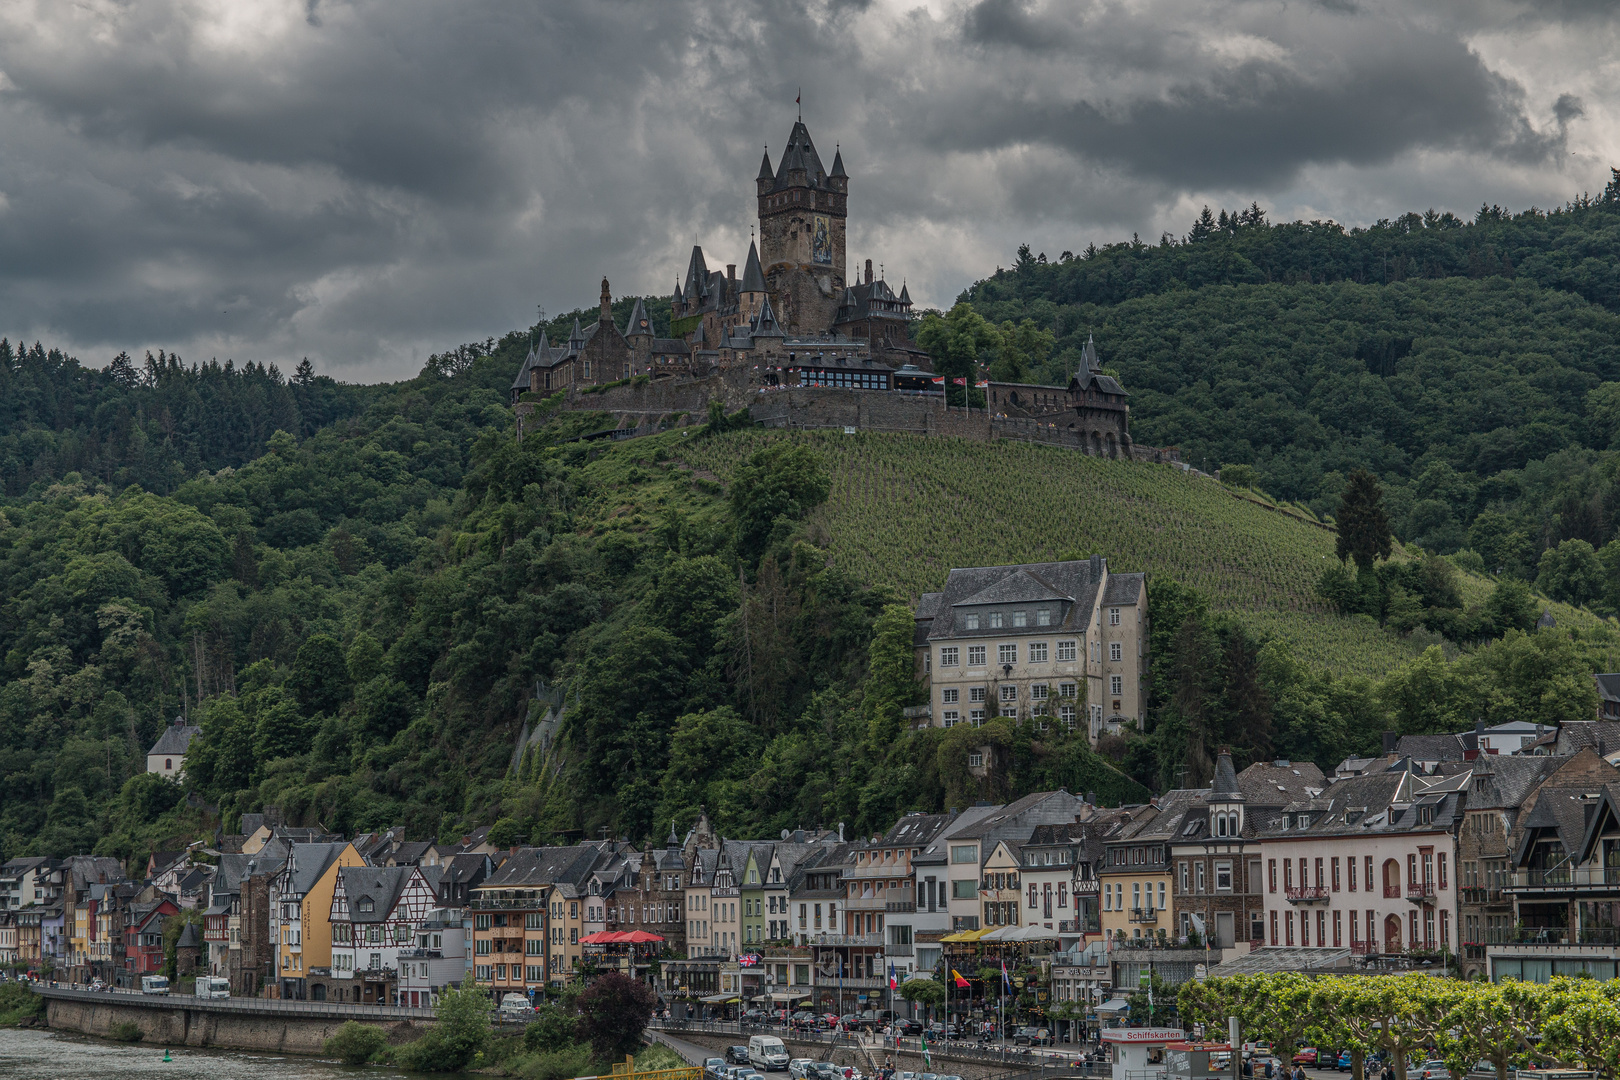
[580,931,623,944]
[622,931,665,943]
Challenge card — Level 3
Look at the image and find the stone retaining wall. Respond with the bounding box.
[40,989,427,1054]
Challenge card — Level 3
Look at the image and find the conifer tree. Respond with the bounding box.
[1336,468,1393,570]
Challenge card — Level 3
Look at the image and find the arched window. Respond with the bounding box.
[165,759,173,770]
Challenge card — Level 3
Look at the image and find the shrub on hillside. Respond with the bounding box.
[514,1043,596,1080]
[325,1020,388,1065]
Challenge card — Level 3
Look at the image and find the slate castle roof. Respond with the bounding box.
[148,721,200,758]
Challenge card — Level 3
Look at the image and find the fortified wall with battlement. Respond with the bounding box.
[520,367,1184,466]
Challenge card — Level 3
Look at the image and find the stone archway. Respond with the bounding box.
[1384,913,1404,953]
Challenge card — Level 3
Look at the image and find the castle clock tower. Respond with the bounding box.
[756,120,847,336]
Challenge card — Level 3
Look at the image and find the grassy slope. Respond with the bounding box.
[671,428,1603,679]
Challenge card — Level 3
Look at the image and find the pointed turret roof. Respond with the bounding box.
[569,317,584,349]
[684,245,710,303]
[625,297,653,338]
[757,148,774,181]
[672,279,683,305]
[667,820,680,848]
[773,120,828,189]
[830,147,846,178]
[740,241,766,294]
[753,295,783,339]
[1212,750,1243,800]
[1081,333,1100,372]
[899,282,911,305]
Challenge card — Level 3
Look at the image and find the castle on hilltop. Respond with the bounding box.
[512,119,923,401]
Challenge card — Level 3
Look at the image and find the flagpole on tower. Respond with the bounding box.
[797,88,801,121]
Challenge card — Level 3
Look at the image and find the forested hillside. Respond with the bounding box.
[960,174,1620,614]
[7,179,1620,869]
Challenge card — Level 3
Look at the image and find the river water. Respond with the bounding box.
[0,1027,430,1078]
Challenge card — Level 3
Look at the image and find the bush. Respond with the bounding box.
[325,1020,388,1065]
[0,983,44,1026]
[524,1004,578,1053]
[1219,464,1255,488]
[514,1043,596,1080]
[109,1020,144,1042]
[574,971,655,1062]
[395,985,491,1072]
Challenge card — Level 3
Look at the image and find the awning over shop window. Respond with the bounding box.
[768,991,810,1001]
[1097,997,1130,1013]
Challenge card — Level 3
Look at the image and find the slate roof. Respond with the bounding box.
[1235,760,1327,806]
[281,842,352,898]
[338,866,412,923]
[740,242,767,294]
[478,844,603,890]
[882,811,956,849]
[913,803,1004,866]
[1394,733,1470,763]
[753,295,783,338]
[1514,787,1594,862]
[625,297,653,337]
[1595,674,1620,705]
[921,559,1116,642]
[948,790,1089,849]
[148,723,200,757]
[1069,336,1128,397]
[1555,722,1620,756]
[388,841,434,866]
[1101,575,1144,606]
[1465,755,1563,811]
[771,120,829,189]
[175,922,200,948]
[1211,751,1241,799]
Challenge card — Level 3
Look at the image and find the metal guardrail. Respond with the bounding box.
[647,1019,1097,1072]
[30,983,435,1020]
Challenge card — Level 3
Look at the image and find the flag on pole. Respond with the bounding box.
[1001,959,1013,996]
[888,962,898,990]
[921,1030,932,1069]
[952,378,966,386]
[975,380,990,388]
[930,376,945,385]
[951,968,969,988]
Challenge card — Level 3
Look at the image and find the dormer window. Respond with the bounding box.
[357,897,374,913]
[965,613,980,631]
[1037,609,1052,626]
[1215,814,1227,837]
[989,612,1004,629]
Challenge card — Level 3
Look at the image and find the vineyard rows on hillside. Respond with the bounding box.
[676,430,1599,678]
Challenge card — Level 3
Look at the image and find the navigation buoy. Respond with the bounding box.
[163,1049,172,1062]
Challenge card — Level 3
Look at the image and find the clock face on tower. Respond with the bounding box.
[812,215,832,265]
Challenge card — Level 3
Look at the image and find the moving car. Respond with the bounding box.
[1337,1051,1354,1071]
[728,1047,753,1065]
[1292,1050,1319,1067]
[705,1058,728,1080]
[750,1036,791,1072]
[1414,1062,1450,1080]
[809,1063,840,1080]
[140,975,170,995]
[894,1019,923,1036]
[789,1059,815,1079]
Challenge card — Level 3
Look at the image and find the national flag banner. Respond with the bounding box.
[975,380,990,388]
[1001,959,1013,995]
[930,376,945,385]
[888,962,898,990]
[921,1031,931,1069]
[952,378,966,385]
[951,968,969,988]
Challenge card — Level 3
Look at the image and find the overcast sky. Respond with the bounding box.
[0,0,1614,382]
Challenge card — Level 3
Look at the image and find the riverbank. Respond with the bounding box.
[0,1026,423,1079]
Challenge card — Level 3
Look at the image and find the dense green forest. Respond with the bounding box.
[958,171,1620,615]
[7,180,1620,867]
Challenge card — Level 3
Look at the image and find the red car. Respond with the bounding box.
[1291,1049,1318,1066]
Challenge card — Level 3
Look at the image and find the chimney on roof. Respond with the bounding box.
[728,264,736,283]
[865,259,873,285]
[1086,792,1096,806]
[1382,731,1400,754]
[838,822,844,842]
[600,277,613,324]
[1149,796,1159,809]
[1090,554,1102,578]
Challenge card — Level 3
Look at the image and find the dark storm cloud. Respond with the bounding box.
[0,0,1606,377]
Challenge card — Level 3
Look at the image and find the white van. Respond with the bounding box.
[498,993,535,1020]
[749,1036,790,1072]
[193,976,230,999]
[141,975,170,995]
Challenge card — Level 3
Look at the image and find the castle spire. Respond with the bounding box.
[625,296,652,339]
[830,145,846,179]
[599,277,612,324]
[758,147,773,182]
[740,241,766,295]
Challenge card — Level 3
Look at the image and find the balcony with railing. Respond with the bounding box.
[1507,866,1620,893]
[799,933,884,948]
[1284,886,1329,905]
[1478,927,1620,948]
[1383,884,1402,899]
[884,900,917,913]
[1128,907,1158,924]
[1349,939,1378,955]
[1406,882,1437,904]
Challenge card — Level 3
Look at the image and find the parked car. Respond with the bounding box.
[789,1059,815,1079]
[705,1058,728,1080]
[1336,1051,1354,1071]
[140,975,170,995]
[727,1046,753,1065]
[1414,1061,1450,1080]
[894,1019,923,1036]
[1292,1049,1318,1066]
[810,1062,840,1080]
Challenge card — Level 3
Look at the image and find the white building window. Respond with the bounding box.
[1109,608,1120,626]
[942,710,960,727]
[969,687,987,702]
[1216,863,1232,892]
[968,646,986,667]
[968,752,984,768]
[1036,609,1051,626]
[1110,642,1123,662]
[1110,675,1123,696]
[970,709,985,725]
[1059,682,1077,698]
[942,688,959,703]
[1028,642,1048,662]
[998,643,1017,665]
[1057,640,1077,661]
[965,614,980,630]
[989,612,1004,629]
[1030,684,1048,701]
[940,647,959,667]
[1059,705,1076,726]
[1000,684,1018,703]
[1013,610,1028,628]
